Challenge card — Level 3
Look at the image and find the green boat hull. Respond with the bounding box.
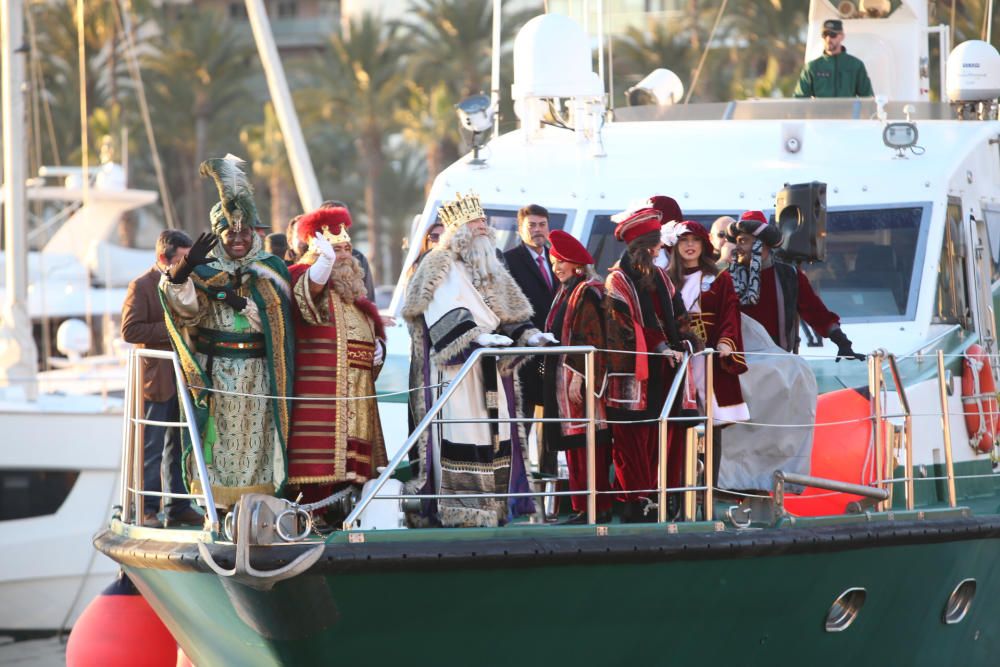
[97,512,1000,666]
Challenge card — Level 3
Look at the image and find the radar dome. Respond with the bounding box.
[56,318,91,359]
[512,14,602,101]
[947,40,1000,102]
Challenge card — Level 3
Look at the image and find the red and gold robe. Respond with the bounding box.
[542,277,612,513]
[678,269,749,423]
[286,264,387,493]
[739,264,839,352]
[604,259,693,502]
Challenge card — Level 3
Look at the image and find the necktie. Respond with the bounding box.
[536,253,553,291]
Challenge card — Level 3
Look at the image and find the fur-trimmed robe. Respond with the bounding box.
[403,246,539,528]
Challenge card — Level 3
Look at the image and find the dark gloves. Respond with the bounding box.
[828,327,864,362]
[168,232,218,284]
[213,287,247,312]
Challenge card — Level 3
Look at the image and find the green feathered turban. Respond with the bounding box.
[200,154,265,233]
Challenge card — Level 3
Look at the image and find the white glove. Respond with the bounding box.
[307,232,337,285]
[527,331,559,347]
[475,333,513,347]
[373,340,384,366]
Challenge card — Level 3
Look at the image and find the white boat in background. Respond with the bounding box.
[0,161,162,631]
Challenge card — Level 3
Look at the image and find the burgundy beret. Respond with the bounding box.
[548,229,594,265]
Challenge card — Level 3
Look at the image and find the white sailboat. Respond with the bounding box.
[0,0,162,632]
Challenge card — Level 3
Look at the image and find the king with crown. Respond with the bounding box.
[403,192,557,527]
[284,206,388,513]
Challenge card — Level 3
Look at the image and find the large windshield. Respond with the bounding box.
[583,205,927,321]
[803,205,927,321]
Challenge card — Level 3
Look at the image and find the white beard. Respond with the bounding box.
[448,225,503,284]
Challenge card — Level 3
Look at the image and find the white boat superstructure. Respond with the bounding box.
[379,1,1000,510]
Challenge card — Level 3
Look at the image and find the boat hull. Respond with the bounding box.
[97,514,1000,666]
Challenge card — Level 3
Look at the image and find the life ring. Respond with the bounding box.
[962,343,999,454]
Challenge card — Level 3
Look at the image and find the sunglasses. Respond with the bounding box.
[821,31,840,38]
[427,233,441,242]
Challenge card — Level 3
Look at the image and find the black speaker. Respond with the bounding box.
[776,181,826,263]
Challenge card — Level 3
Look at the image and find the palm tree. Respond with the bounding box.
[394,81,458,195]
[241,104,296,231]
[613,21,696,104]
[29,0,126,166]
[728,0,809,98]
[398,0,534,186]
[301,13,409,282]
[139,7,259,231]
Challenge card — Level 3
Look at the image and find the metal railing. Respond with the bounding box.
[117,338,975,536]
[120,347,219,532]
[342,345,600,529]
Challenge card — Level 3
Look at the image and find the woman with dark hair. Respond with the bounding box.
[667,220,749,424]
[406,221,444,279]
[603,208,696,522]
[666,221,749,493]
[541,230,612,524]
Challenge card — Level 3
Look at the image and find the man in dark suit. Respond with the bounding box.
[121,230,203,528]
[503,204,558,474]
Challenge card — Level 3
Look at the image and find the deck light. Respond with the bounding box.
[882,122,919,156]
[456,94,495,163]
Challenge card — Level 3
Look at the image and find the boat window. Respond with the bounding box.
[581,205,928,321]
[800,205,927,321]
[982,206,1000,283]
[484,207,566,253]
[0,470,79,521]
[934,199,972,327]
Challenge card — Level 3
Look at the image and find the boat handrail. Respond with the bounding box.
[884,352,915,510]
[342,345,601,530]
[656,351,698,522]
[121,347,219,532]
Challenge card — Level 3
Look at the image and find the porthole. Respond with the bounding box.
[825,588,866,632]
[943,579,976,625]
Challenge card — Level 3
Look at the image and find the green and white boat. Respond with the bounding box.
[93,2,1000,665]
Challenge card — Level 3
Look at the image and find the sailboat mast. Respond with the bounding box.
[244,0,322,213]
[0,0,39,398]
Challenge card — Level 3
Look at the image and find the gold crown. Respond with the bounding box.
[437,191,486,230]
[309,224,351,253]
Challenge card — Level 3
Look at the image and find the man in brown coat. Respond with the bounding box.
[121,230,202,528]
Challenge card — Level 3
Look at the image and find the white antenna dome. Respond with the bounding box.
[56,319,91,360]
[946,40,1000,102]
[512,14,602,101]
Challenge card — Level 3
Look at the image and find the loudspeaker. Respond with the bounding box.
[776,181,826,263]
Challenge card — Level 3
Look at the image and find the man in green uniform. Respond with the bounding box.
[794,19,873,98]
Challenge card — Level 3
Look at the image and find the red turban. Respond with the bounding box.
[548,229,594,265]
[727,210,781,247]
[296,207,352,245]
[648,195,683,225]
[613,208,663,243]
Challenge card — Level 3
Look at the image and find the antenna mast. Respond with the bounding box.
[0,0,39,399]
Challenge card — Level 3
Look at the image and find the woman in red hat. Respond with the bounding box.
[667,221,750,490]
[604,208,696,522]
[541,230,613,523]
